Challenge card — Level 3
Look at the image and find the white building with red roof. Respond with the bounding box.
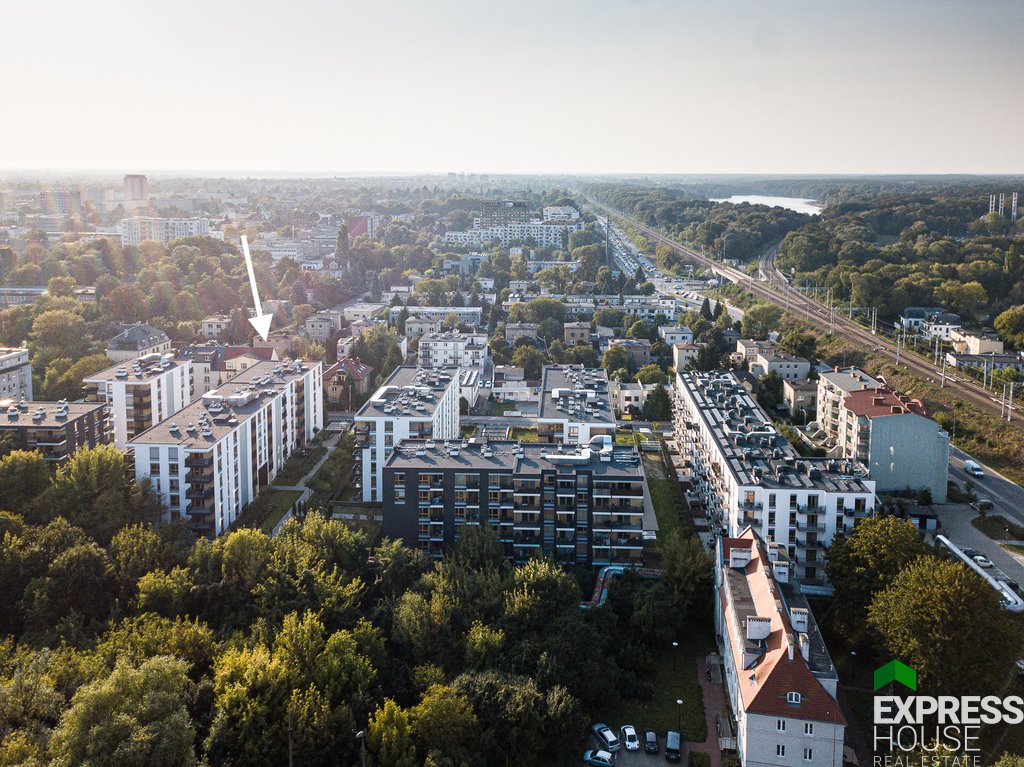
[716,528,846,767]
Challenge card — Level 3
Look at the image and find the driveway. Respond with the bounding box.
[929,502,1024,582]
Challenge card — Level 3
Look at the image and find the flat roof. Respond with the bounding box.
[538,366,614,423]
[84,353,189,383]
[128,360,314,448]
[355,365,459,419]
[0,399,106,429]
[818,367,881,394]
[677,371,873,494]
[384,439,643,478]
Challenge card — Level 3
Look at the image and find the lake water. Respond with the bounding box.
[710,195,822,215]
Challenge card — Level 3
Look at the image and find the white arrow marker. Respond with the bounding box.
[240,235,273,341]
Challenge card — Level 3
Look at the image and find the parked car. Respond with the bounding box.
[665,730,682,762]
[591,723,620,753]
[973,554,995,568]
[971,499,994,513]
[620,725,639,752]
[643,729,659,754]
[583,750,615,766]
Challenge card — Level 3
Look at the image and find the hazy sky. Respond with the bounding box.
[3,0,1022,174]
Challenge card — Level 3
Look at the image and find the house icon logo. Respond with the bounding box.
[873,660,917,692]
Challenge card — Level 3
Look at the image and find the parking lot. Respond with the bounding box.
[587,729,679,766]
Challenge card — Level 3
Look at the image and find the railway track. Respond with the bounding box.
[591,201,1020,425]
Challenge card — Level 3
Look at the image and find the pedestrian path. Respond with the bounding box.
[686,656,726,767]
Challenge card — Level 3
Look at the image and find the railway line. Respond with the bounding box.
[590,201,1021,425]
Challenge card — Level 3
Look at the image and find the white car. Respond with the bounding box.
[1015,659,1024,675]
[620,725,640,752]
[973,555,995,569]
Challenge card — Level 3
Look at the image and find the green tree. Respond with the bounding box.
[825,517,930,637]
[642,384,671,421]
[49,656,195,767]
[367,699,416,767]
[659,531,714,625]
[635,364,668,385]
[511,345,546,380]
[777,328,816,362]
[601,344,631,375]
[410,684,479,761]
[868,556,1019,696]
[741,302,782,340]
[30,310,88,365]
[756,370,783,411]
[0,451,51,522]
[995,305,1024,348]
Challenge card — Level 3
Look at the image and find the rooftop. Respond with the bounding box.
[128,360,316,448]
[84,352,189,384]
[107,323,170,351]
[539,366,614,423]
[677,372,872,493]
[843,386,927,419]
[384,438,643,478]
[720,528,844,722]
[0,398,106,429]
[355,365,459,419]
[818,367,881,394]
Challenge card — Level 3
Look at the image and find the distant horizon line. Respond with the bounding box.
[4,168,1024,181]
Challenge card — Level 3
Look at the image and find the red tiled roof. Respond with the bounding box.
[843,386,926,419]
[332,356,374,381]
[720,529,846,725]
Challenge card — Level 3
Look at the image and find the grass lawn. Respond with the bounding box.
[274,446,327,486]
[510,427,538,442]
[588,628,711,742]
[460,424,478,439]
[972,515,1024,541]
[490,400,517,416]
[643,455,692,539]
[1003,543,1024,555]
[615,431,636,445]
[256,489,303,534]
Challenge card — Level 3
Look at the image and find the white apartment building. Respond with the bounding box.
[750,352,811,381]
[0,347,33,401]
[83,353,193,450]
[304,310,344,343]
[659,326,694,345]
[404,317,442,339]
[922,312,962,340]
[542,205,581,221]
[674,372,876,586]
[716,529,846,767]
[388,305,483,326]
[418,331,488,371]
[443,220,584,249]
[344,302,386,322]
[538,366,616,445]
[354,366,461,502]
[119,216,211,246]
[201,316,232,340]
[836,387,949,503]
[950,329,1004,355]
[128,360,323,536]
[106,324,172,363]
[816,368,882,443]
[175,344,279,396]
[505,322,539,343]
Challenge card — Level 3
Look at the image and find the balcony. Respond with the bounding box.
[512,535,542,547]
[186,487,214,501]
[184,471,212,484]
[185,454,212,468]
[796,521,826,533]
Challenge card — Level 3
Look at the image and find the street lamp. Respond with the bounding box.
[672,641,679,671]
[676,699,683,733]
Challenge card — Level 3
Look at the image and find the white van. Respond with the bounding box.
[963,459,984,479]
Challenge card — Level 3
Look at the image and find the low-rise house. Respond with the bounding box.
[564,321,591,347]
[505,322,539,343]
[106,324,172,362]
[895,306,944,333]
[782,379,817,419]
[672,342,703,371]
[405,317,443,339]
[658,325,694,345]
[922,312,961,340]
[750,352,811,381]
[324,357,375,403]
[305,310,344,343]
[200,316,232,340]
[949,329,1004,356]
[608,338,651,369]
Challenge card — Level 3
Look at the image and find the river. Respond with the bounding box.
[710,195,822,215]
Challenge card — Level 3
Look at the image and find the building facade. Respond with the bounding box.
[418,331,488,371]
[119,216,210,246]
[564,321,591,347]
[505,322,539,343]
[716,529,846,767]
[674,372,876,586]
[106,324,172,362]
[0,347,33,401]
[83,354,193,450]
[389,305,483,326]
[382,438,646,565]
[128,360,323,536]
[0,399,110,462]
[354,366,461,502]
[816,368,882,441]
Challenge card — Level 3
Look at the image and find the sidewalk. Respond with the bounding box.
[270,432,342,533]
[686,656,726,767]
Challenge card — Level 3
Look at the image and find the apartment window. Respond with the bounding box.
[768,493,776,509]
[787,692,802,705]
[777,719,786,732]
[149,447,159,461]
[803,748,813,761]
[804,722,814,736]
[777,745,786,757]
[150,463,160,475]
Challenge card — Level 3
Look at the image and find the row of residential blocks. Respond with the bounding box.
[0,346,323,537]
